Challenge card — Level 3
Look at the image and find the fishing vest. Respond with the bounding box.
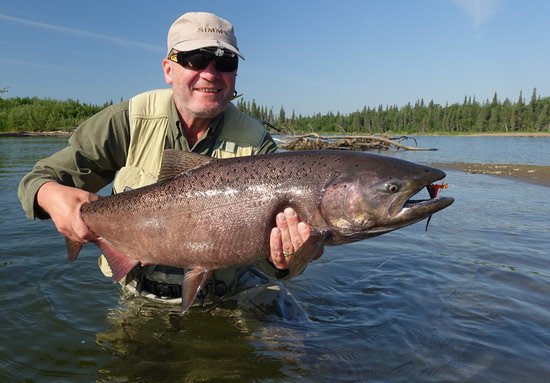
[112,88,268,193]
[99,88,268,280]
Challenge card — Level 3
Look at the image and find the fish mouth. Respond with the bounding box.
[399,172,454,223]
[403,192,454,213]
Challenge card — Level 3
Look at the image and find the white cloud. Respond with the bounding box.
[451,0,500,27]
[0,13,163,53]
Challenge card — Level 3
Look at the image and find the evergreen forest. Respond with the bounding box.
[236,88,550,134]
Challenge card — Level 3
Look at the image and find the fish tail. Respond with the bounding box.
[65,237,83,261]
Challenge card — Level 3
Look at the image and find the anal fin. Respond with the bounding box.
[95,238,138,281]
[181,267,213,314]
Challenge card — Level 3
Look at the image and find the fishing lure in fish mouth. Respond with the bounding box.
[425,183,449,231]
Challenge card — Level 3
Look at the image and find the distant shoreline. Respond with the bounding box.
[2,131,550,138]
[0,131,72,137]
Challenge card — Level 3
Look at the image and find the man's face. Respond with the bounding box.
[162,50,237,121]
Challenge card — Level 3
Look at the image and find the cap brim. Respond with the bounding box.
[171,40,244,59]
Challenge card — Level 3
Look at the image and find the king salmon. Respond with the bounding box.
[66,149,454,312]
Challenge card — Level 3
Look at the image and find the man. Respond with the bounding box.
[18,12,319,316]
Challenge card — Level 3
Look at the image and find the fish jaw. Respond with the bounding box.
[397,195,454,225]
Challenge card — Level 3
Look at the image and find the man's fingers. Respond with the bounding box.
[297,221,311,242]
[269,227,287,269]
[270,207,323,271]
[55,218,95,244]
[276,210,294,255]
[284,207,304,251]
[37,183,100,244]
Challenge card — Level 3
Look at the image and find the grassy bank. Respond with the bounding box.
[0,96,108,133]
[433,162,550,187]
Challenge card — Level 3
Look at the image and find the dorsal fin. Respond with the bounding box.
[158,149,215,182]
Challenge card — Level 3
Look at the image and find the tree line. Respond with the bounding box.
[1,88,549,134]
[236,88,550,134]
[0,96,109,133]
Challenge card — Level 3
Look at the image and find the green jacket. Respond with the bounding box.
[18,89,283,280]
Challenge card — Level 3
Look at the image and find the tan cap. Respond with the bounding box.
[167,12,243,58]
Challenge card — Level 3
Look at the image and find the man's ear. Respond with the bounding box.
[162,59,174,85]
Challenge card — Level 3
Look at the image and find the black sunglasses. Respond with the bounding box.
[168,48,238,73]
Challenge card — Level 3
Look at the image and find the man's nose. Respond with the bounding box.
[199,60,220,80]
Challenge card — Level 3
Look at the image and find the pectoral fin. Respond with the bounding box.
[181,267,213,314]
[288,230,329,278]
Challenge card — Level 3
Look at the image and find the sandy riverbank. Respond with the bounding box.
[414,132,550,137]
[433,162,550,187]
[454,132,550,137]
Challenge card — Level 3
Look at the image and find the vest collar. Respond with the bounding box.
[170,100,224,153]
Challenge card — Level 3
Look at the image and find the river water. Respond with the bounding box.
[1,135,548,382]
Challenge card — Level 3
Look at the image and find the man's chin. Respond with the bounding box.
[189,102,229,119]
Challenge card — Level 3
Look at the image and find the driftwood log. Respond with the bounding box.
[278,133,437,151]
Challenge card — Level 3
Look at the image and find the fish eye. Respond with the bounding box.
[386,182,401,193]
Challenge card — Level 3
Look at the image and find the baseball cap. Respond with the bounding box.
[167,12,244,58]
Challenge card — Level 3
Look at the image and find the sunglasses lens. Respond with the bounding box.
[178,52,210,70]
[214,56,238,72]
[176,52,238,72]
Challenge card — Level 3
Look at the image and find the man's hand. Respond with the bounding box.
[269,207,324,270]
[36,182,99,243]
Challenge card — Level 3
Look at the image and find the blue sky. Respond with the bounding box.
[1,0,549,116]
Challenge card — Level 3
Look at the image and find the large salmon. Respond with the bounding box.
[66,149,454,312]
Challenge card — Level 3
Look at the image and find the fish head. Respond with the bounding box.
[319,154,454,243]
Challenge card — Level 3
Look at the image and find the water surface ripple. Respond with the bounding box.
[1,136,548,382]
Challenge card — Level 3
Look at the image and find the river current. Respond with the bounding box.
[1,135,548,382]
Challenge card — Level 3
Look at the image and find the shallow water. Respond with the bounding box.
[1,136,549,382]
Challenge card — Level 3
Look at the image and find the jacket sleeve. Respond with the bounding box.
[17,101,131,219]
